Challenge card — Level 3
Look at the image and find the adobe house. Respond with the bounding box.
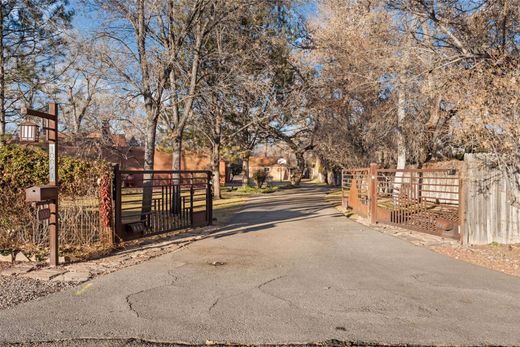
[58,129,232,183]
[249,156,290,182]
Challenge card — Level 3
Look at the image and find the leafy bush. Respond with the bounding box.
[0,144,110,196]
[235,185,278,194]
[0,144,112,257]
[229,161,243,180]
[0,144,48,193]
[252,169,269,188]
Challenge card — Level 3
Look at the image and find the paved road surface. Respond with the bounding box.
[1,186,519,346]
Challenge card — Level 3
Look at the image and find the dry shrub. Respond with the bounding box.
[0,144,113,259]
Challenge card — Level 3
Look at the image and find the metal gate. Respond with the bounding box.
[113,166,213,242]
[342,164,462,240]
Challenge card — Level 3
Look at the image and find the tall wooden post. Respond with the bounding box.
[47,103,59,266]
[459,160,467,245]
[113,164,123,243]
[206,171,213,225]
[368,163,378,224]
[341,169,346,209]
[22,102,60,266]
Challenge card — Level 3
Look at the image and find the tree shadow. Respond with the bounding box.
[207,185,342,239]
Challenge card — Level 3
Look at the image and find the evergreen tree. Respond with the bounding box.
[0,0,73,140]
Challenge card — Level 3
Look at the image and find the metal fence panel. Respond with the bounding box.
[113,167,212,242]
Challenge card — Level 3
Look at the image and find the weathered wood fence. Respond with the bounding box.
[342,165,462,240]
[342,155,520,245]
[463,154,520,244]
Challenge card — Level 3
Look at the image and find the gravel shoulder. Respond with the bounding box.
[0,276,73,310]
[0,225,221,311]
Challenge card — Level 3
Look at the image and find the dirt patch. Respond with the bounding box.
[431,243,520,277]
[0,262,12,272]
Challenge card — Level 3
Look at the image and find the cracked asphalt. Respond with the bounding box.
[1,186,520,346]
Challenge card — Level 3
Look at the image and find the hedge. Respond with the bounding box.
[0,144,112,256]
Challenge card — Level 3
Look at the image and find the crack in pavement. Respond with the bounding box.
[208,275,288,314]
[125,268,186,318]
[125,284,173,319]
[255,275,303,310]
[167,270,181,286]
[208,297,220,312]
[125,290,146,319]
[257,275,286,290]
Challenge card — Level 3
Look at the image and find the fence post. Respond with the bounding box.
[190,185,194,226]
[368,163,378,224]
[459,159,467,245]
[341,169,346,209]
[113,164,123,243]
[206,171,213,225]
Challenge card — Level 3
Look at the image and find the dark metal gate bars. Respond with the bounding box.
[113,166,213,242]
[342,164,462,240]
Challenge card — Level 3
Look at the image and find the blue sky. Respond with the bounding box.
[70,1,319,32]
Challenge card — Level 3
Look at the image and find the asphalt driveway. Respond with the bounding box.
[1,186,519,346]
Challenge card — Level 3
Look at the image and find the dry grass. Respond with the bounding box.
[432,243,520,278]
[212,191,250,225]
[325,188,342,205]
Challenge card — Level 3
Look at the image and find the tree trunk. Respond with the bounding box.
[136,0,157,220]
[171,132,182,214]
[291,152,305,186]
[172,133,182,171]
[0,5,5,143]
[211,139,221,199]
[314,156,327,183]
[327,170,335,186]
[211,108,223,199]
[393,82,406,204]
[396,85,406,171]
[141,109,158,220]
[241,152,250,187]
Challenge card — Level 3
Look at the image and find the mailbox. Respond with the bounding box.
[26,185,58,202]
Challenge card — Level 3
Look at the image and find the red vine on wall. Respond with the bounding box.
[99,175,113,244]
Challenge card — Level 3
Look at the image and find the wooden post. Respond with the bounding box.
[47,103,59,267]
[189,185,194,226]
[22,102,61,266]
[341,169,346,209]
[459,160,467,245]
[206,171,213,225]
[368,163,378,224]
[113,164,123,243]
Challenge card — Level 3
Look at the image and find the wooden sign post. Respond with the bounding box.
[22,103,59,266]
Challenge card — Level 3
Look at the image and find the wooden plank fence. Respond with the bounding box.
[342,155,520,245]
[463,154,520,244]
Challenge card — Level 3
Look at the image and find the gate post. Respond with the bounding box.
[206,171,213,225]
[368,163,378,224]
[189,185,194,226]
[113,164,123,243]
[341,169,346,209]
[459,160,467,244]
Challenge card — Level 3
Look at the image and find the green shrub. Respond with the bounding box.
[0,144,111,256]
[235,185,278,194]
[0,144,48,193]
[0,144,110,196]
[252,169,269,188]
[229,161,243,180]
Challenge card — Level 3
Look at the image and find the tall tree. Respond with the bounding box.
[0,0,72,141]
